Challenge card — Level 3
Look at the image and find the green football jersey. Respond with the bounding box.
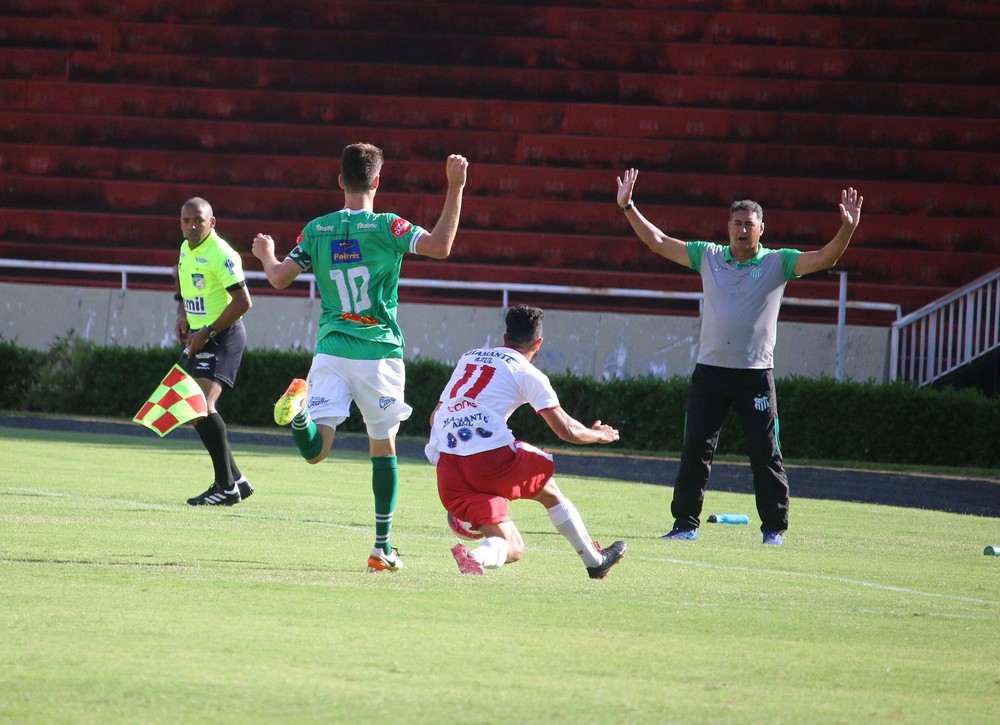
[288,209,426,357]
[178,230,246,328]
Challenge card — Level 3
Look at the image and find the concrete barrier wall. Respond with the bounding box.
[0,282,890,381]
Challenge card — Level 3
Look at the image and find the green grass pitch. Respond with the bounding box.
[0,425,997,724]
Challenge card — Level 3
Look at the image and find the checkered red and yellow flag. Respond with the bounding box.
[132,364,207,437]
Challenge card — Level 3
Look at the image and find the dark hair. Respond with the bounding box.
[341,142,384,193]
[730,199,764,222]
[505,304,544,347]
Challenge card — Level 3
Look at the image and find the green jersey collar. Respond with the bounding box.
[724,244,767,268]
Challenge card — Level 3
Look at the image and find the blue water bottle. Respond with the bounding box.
[707,514,750,525]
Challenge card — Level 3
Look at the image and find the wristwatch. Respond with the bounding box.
[206,324,218,340]
[620,201,635,212]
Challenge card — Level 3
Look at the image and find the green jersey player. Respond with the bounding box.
[253,142,468,572]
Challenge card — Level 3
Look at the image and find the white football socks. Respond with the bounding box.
[471,537,509,569]
[547,501,602,568]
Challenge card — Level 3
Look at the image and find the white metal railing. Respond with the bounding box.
[0,257,901,313]
[0,258,902,381]
[889,268,1000,385]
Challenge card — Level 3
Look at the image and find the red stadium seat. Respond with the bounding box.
[0,0,996,319]
[0,16,111,51]
[0,47,67,79]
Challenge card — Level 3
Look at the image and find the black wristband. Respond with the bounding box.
[173,293,183,302]
[620,201,635,212]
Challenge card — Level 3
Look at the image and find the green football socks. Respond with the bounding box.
[288,409,399,555]
[371,456,398,554]
[290,409,324,461]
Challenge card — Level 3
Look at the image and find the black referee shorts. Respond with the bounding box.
[183,319,246,389]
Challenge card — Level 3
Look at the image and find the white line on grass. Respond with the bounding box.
[4,488,392,536]
[5,487,173,510]
[638,552,1000,607]
[11,488,997,608]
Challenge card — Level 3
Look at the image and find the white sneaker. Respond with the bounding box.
[367,547,404,573]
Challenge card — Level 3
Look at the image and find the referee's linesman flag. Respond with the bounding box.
[133,364,207,436]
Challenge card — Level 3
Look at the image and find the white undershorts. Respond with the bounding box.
[306,354,413,439]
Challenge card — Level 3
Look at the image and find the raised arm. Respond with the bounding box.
[539,407,619,445]
[617,168,692,268]
[252,233,303,289]
[793,187,863,276]
[414,154,469,259]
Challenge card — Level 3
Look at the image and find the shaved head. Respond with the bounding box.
[182,197,213,217]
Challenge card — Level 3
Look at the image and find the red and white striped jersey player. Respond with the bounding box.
[425,304,627,579]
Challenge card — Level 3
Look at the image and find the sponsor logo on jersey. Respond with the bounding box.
[340,311,379,326]
[356,222,377,230]
[391,218,412,237]
[472,349,517,364]
[195,257,208,263]
[296,230,305,245]
[224,258,236,276]
[331,238,363,264]
[308,395,330,408]
[379,396,396,410]
[315,225,338,232]
[191,274,206,290]
[184,297,207,315]
[444,412,490,428]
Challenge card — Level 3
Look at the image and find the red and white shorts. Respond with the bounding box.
[436,441,555,529]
